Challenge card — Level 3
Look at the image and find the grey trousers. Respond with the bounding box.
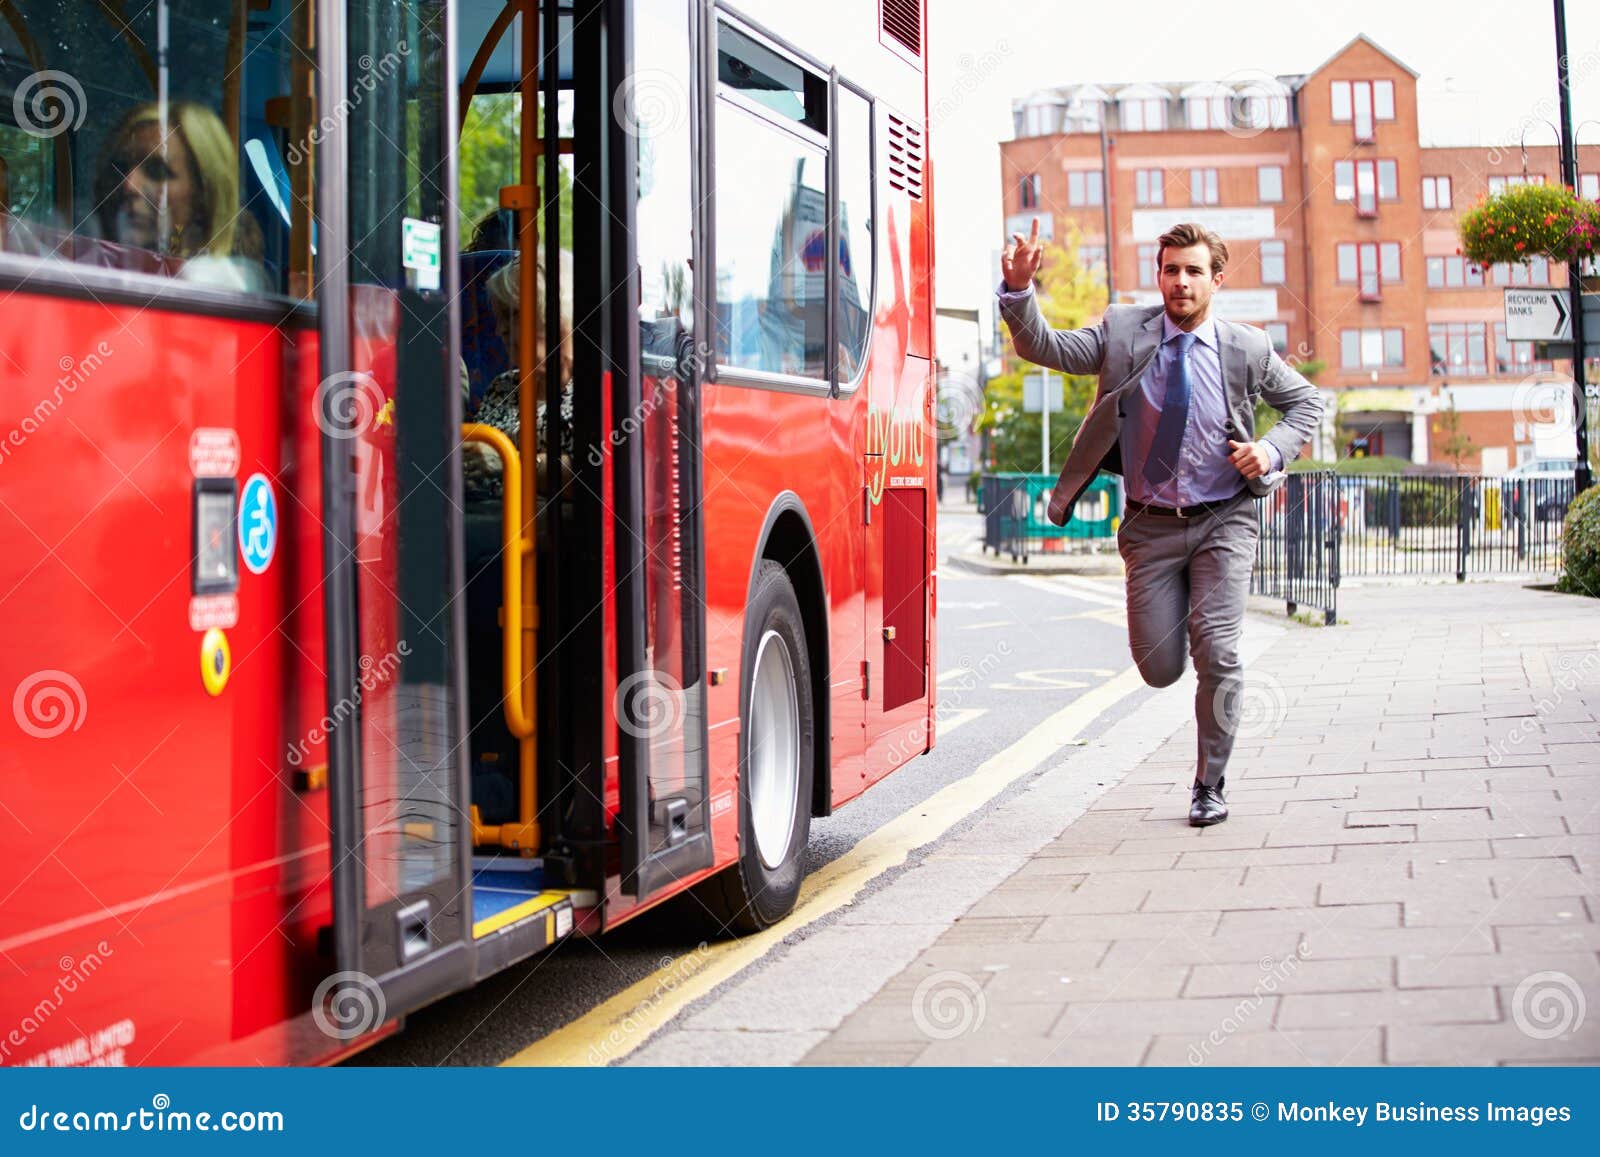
[1116,491,1260,788]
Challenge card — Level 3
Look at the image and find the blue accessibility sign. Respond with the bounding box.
[238,472,278,575]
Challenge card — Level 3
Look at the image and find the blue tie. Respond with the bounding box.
[1143,331,1197,488]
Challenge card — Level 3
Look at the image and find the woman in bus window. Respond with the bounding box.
[94,101,266,291]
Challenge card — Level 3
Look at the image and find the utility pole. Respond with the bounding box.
[1099,118,1116,300]
[1555,0,1593,491]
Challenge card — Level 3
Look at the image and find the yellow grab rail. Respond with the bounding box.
[461,423,539,854]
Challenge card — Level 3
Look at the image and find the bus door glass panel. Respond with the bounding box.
[332,0,470,979]
[629,0,708,867]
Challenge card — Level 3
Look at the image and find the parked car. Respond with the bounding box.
[1504,459,1580,523]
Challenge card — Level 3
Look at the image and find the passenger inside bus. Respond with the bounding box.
[93,101,268,293]
[462,246,573,825]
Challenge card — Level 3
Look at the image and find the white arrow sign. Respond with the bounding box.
[1504,288,1572,342]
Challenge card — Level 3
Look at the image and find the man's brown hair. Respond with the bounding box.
[1156,222,1230,276]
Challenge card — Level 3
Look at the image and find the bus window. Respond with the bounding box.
[712,22,828,380]
[834,84,874,385]
[0,0,312,300]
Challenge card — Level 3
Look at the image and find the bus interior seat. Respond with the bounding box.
[459,248,515,414]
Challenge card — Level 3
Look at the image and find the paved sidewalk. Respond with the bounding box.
[804,581,1600,1066]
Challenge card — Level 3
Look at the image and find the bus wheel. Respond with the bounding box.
[704,560,814,934]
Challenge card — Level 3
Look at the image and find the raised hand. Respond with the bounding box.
[1001,217,1044,292]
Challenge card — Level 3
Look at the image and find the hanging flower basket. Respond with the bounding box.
[1457,182,1600,268]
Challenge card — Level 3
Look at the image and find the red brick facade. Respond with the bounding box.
[1000,35,1600,471]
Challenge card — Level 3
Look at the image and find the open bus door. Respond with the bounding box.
[314,0,475,1028]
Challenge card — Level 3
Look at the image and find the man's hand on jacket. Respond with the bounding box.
[1228,439,1280,480]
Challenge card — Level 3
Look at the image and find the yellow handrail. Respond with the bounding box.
[461,423,539,854]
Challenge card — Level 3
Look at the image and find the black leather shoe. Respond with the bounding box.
[1189,776,1228,827]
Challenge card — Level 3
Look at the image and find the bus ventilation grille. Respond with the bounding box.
[879,0,921,57]
[887,114,924,201]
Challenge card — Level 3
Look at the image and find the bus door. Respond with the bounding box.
[315,0,474,1025]
[610,0,713,905]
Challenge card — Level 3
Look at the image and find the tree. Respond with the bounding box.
[983,225,1106,473]
[1431,391,1478,469]
[457,93,573,250]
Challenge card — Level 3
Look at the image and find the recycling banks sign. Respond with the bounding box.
[1504,288,1572,342]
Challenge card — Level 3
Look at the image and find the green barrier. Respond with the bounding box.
[980,472,1122,562]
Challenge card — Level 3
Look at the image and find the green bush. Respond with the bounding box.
[1557,484,1600,596]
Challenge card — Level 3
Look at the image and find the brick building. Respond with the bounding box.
[999,34,1600,471]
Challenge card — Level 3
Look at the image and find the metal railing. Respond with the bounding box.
[980,472,1121,562]
[1325,473,1571,580]
[1252,472,1340,624]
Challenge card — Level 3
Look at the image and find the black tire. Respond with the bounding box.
[699,560,814,934]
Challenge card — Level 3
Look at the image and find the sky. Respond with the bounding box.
[926,0,1600,368]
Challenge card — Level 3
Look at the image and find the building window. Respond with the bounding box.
[1331,79,1393,141]
[1487,174,1544,195]
[1427,322,1489,376]
[1334,159,1399,216]
[1493,322,1552,375]
[1121,97,1167,131]
[1377,159,1398,201]
[1489,257,1551,286]
[1022,101,1061,137]
[1078,245,1107,278]
[1337,241,1401,299]
[1260,240,1286,284]
[1426,256,1484,288]
[1067,170,1103,206]
[1341,326,1405,369]
[1258,165,1284,203]
[1189,167,1219,205]
[1138,244,1158,288]
[1135,169,1164,206]
[1582,173,1600,201]
[1185,95,1228,130]
[1264,322,1289,354]
[1020,173,1041,209]
[1422,176,1452,210]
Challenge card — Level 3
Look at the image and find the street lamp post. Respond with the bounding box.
[1554,0,1593,492]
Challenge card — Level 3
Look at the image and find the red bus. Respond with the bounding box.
[0,0,935,1065]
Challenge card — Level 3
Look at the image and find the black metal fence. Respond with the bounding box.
[1252,472,1341,624]
[1251,470,1575,624]
[1326,473,1571,580]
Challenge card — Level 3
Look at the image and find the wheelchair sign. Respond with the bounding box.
[238,473,278,575]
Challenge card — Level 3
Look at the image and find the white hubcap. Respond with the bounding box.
[748,629,799,870]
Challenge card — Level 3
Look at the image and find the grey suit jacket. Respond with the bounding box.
[998,290,1326,527]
